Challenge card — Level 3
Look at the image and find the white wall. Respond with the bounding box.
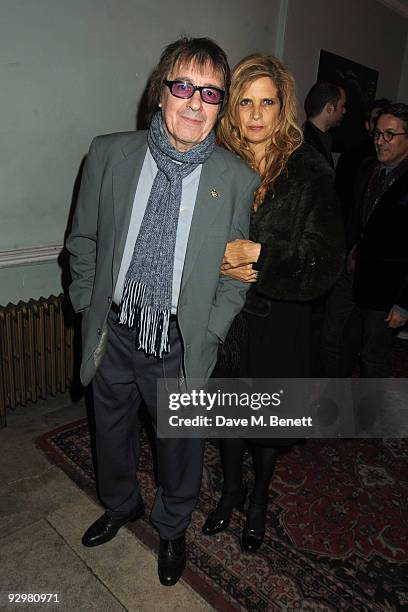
[284,0,407,117]
[1,0,407,305]
[0,0,280,304]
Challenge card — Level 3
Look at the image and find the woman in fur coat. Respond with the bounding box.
[202,54,345,552]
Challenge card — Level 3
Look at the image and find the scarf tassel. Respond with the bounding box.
[118,278,170,358]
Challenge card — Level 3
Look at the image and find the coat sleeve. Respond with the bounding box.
[256,170,345,302]
[66,137,102,313]
[207,174,260,341]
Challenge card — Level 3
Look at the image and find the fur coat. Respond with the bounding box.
[245,142,345,317]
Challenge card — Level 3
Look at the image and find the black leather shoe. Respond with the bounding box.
[202,483,247,536]
[241,502,267,553]
[82,502,145,547]
[158,535,186,586]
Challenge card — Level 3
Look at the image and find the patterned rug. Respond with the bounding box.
[37,420,408,611]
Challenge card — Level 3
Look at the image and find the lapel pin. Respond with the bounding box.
[210,189,219,198]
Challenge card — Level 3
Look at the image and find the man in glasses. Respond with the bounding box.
[352,104,408,335]
[67,37,258,586]
[321,103,408,380]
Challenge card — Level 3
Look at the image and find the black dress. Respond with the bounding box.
[241,300,310,378]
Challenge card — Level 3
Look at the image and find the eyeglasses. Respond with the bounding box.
[373,129,408,142]
[163,80,225,105]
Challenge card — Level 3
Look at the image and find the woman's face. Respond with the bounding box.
[237,76,281,152]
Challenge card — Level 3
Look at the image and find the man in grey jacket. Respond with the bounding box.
[66,36,258,586]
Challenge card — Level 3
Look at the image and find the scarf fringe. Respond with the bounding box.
[118,278,170,358]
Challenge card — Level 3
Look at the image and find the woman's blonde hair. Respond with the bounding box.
[218,54,303,209]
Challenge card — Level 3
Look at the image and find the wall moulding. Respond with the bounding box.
[0,245,63,268]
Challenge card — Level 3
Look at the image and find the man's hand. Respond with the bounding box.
[222,239,261,270]
[221,264,258,283]
[385,307,408,328]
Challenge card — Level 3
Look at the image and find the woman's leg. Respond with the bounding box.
[220,437,247,500]
[202,437,247,535]
[242,445,279,552]
[251,445,279,505]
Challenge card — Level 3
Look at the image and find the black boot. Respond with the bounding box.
[202,438,247,535]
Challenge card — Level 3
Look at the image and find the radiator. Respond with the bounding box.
[0,294,74,427]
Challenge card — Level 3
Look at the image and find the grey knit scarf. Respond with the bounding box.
[117,111,216,357]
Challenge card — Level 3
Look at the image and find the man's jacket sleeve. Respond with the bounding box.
[66,138,102,313]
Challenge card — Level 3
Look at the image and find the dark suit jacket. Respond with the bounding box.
[353,160,408,311]
[303,121,334,168]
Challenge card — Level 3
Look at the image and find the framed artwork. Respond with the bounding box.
[317,49,379,151]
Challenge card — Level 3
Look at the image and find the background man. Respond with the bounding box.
[335,97,390,228]
[321,102,408,378]
[303,81,346,168]
[67,36,258,586]
[303,81,346,374]
[365,98,391,137]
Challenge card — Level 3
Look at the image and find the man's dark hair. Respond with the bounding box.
[375,102,408,133]
[365,97,391,122]
[304,81,343,119]
[147,36,230,119]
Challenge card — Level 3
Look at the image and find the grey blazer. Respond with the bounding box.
[67,131,259,386]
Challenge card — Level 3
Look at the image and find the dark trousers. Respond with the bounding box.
[92,311,204,539]
[321,270,394,377]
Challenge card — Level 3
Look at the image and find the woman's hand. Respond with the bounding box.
[221,264,258,283]
[222,239,261,270]
[385,307,408,329]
